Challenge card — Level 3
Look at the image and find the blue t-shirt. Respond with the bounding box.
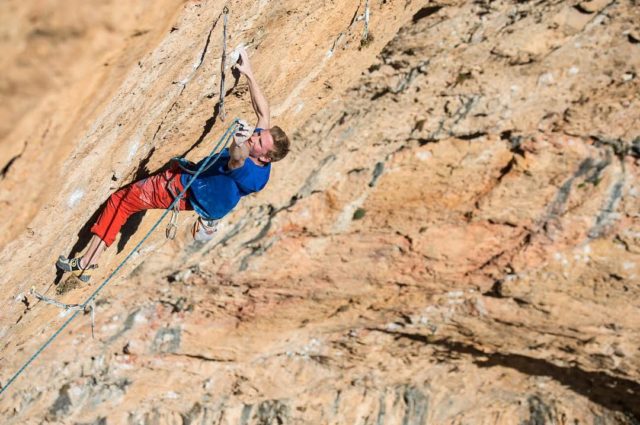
[181,148,270,220]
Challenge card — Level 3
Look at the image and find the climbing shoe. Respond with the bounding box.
[56,255,97,283]
[192,217,219,242]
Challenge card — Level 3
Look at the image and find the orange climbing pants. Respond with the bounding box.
[90,166,192,247]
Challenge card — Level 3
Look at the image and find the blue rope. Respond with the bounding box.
[0,119,239,397]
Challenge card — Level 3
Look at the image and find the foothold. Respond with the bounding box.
[255,400,290,425]
[538,72,554,86]
[369,162,384,187]
[360,32,375,48]
[412,5,443,23]
[152,327,181,353]
[574,0,610,13]
[630,137,640,158]
[352,208,366,220]
[401,386,429,424]
[45,384,72,422]
[56,275,84,295]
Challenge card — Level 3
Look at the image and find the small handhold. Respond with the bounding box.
[575,0,610,13]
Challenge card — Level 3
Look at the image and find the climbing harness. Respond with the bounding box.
[0,119,240,397]
[219,6,230,121]
[163,155,221,240]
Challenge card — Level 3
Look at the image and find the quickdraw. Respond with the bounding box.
[219,6,230,121]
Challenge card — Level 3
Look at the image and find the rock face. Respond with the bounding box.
[0,0,639,423]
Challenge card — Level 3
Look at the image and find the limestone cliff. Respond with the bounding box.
[0,0,639,423]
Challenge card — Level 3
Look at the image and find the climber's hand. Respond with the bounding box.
[228,119,251,169]
[233,46,253,76]
[233,119,252,145]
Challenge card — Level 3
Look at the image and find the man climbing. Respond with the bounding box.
[56,47,290,282]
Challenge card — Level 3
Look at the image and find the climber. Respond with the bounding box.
[56,47,290,282]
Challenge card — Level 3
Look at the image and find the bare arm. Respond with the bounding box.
[234,47,270,129]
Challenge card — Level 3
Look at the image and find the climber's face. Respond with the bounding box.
[247,128,274,163]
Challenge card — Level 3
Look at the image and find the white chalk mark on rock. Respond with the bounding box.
[68,189,84,208]
[538,72,554,86]
[416,151,432,161]
[127,136,141,162]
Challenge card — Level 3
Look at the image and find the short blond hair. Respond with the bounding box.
[268,126,290,162]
